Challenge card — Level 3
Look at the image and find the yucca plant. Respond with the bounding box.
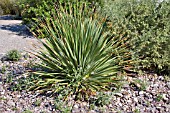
[31,2,122,100]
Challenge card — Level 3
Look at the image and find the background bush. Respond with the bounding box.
[0,0,21,16]
[102,0,170,75]
[129,0,170,74]
[19,0,56,23]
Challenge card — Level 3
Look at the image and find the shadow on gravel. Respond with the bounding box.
[0,15,22,20]
[0,15,32,38]
[0,15,15,20]
[0,24,33,38]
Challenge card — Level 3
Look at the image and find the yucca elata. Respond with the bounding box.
[31,2,121,100]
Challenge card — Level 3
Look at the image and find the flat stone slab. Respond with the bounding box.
[0,18,40,54]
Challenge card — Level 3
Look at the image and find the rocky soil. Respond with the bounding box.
[0,53,170,113]
[0,15,170,113]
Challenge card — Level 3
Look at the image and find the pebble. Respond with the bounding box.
[127,99,132,103]
[153,84,159,88]
[166,82,170,89]
[74,104,79,109]
[114,93,123,97]
[139,91,144,95]
[162,94,169,101]
[7,100,15,106]
[148,99,153,102]
[158,76,164,81]
[118,103,122,107]
[134,97,138,103]
[1,91,5,95]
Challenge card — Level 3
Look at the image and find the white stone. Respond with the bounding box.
[7,100,15,106]
[1,91,5,95]
[139,91,144,95]
[118,103,122,107]
[127,100,132,103]
[114,93,123,97]
[166,82,170,89]
[74,104,79,109]
[134,98,138,102]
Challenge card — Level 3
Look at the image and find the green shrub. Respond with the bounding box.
[6,49,22,61]
[31,3,125,100]
[128,0,170,74]
[19,0,55,22]
[0,0,21,15]
[102,0,170,74]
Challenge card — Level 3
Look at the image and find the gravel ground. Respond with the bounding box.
[0,54,170,113]
[0,15,39,54]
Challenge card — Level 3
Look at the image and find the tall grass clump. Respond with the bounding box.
[31,2,128,100]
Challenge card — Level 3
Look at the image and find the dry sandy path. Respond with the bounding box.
[0,16,39,54]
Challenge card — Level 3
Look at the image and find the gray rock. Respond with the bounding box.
[89,110,96,113]
[7,100,15,106]
[127,99,132,103]
[158,76,164,81]
[133,97,138,103]
[166,82,170,89]
[162,94,169,101]
[148,99,153,102]
[114,93,123,97]
[124,94,131,99]
[118,103,123,107]
[153,84,159,88]
[73,104,79,109]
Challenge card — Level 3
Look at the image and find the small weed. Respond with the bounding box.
[12,107,18,111]
[54,91,112,112]
[156,94,163,102]
[89,104,95,110]
[89,92,111,109]
[6,49,22,61]
[22,109,32,113]
[164,75,170,82]
[0,97,7,100]
[23,53,30,60]
[146,101,150,106]
[34,99,41,106]
[6,74,13,83]
[1,65,6,74]
[98,106,107,112]
[25,59,42,71]
[8,73,38,91]
[131,79,148,91]
[54,95,72,113]
[134,108,140,113]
